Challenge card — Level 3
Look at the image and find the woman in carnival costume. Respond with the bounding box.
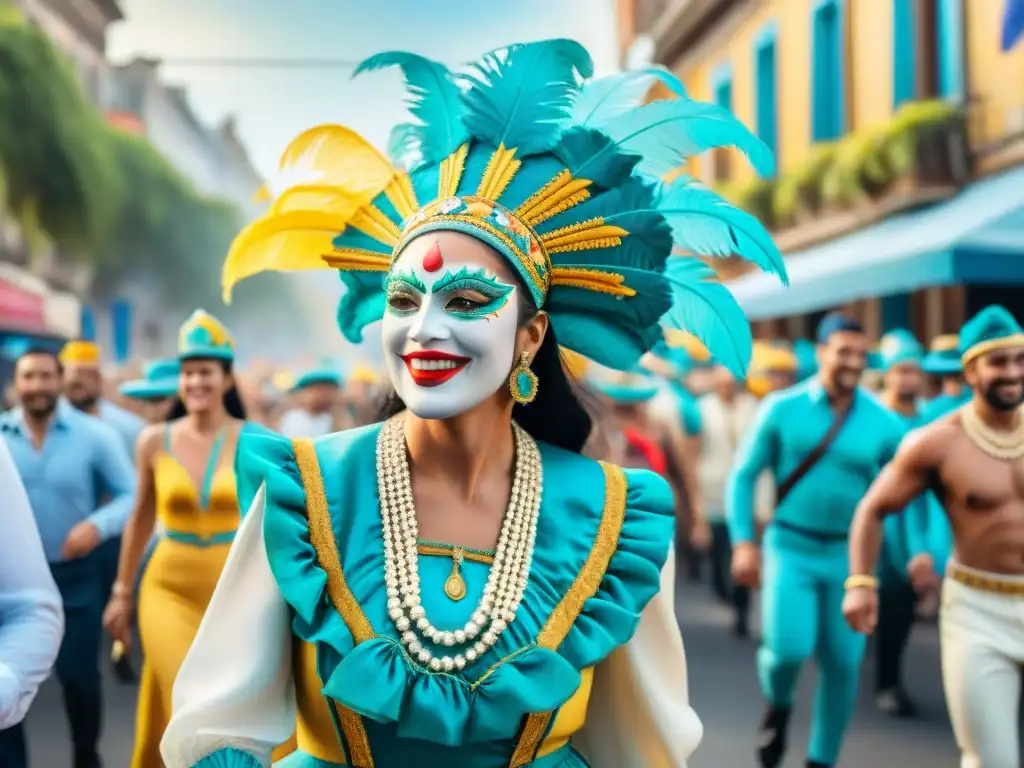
[161,39,786,768]
[103,312,295,766]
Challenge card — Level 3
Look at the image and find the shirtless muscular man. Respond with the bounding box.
[845,305,1024,768]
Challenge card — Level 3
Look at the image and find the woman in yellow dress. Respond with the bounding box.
[102,310,278,766]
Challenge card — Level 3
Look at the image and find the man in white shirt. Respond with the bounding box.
[276,367,344,438]
[0,438,65,767]
[694,364,765,637]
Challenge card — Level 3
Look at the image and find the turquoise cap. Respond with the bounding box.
[119,358,180,401]
[589,365,661,403]
[921,333,961,376]
[178,309,234,362]
[959,305,1024,366]
[878,329,924,372]
[292,367,344,391]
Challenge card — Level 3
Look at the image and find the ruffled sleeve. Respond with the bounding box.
[555,466,677,671]
[245,428,362,683]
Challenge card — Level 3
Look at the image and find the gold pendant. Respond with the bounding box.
[444,547,467,601]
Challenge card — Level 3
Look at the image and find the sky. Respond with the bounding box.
[108,0,622,181]
[105,1,621,361]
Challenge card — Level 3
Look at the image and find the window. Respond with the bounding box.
[935,0,964,100]
[916,0,963,100]
[754,22,779,166]
[712,63,734,181]
[892,0,916,107]
[811,0,845,142]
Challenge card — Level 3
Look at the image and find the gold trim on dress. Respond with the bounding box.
[292,438,375,768]
[509,462,628,767]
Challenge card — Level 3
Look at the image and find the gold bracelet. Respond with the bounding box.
[844,574,879,591]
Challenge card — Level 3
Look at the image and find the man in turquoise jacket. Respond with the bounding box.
[727,313,906,768]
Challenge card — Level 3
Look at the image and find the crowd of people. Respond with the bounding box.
[1,295,1022,768]
[589,307,1023,768]
[0,36,1022,768]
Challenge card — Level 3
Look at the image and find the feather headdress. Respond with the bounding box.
[222,39,789,375]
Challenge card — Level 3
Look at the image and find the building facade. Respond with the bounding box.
[619,0,1024,342]
[102,57,267,358]
[0,0,124,348]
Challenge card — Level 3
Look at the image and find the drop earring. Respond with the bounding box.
[508,351,538,404]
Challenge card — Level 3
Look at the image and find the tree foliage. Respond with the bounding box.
[0,5,120,254]
[0,6,307,325]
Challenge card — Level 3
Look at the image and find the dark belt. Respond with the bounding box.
[773,519,848,542]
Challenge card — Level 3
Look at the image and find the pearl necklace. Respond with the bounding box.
[376,416,543,673]
[961,403,1024,461]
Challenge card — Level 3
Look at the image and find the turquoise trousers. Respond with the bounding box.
[759,524,865,766]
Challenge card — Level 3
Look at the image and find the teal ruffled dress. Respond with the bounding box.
[201,421,675,768]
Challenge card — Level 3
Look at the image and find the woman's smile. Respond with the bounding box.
[400,350,471,387]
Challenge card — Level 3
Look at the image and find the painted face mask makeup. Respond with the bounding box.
[381,233,521,420]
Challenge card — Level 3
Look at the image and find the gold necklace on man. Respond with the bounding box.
[960,402,1024,461]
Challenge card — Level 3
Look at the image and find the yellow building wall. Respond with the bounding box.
[671,0,900,186]
[848,0,893,131]
[965,0,1024,149]
[665,0,1024,186]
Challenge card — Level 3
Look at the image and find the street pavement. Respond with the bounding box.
[23,585,962,767]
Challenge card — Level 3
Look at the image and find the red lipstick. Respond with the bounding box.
[400,350,470,387]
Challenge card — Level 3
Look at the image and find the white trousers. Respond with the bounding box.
[941,565,1024,768]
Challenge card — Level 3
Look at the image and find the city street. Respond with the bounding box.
[23,585,961,767]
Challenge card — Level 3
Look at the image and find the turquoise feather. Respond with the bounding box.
[460,39,593,156]
[656,180,788,281]
[336,272,386,344]
[603,99,775,178]
[661,258,753,376]
[354,51,468,169]
[568,67,687,128]
[551,309,665,371]
[540,177,670,273]
[552,127,640,190]
[387,124,420,169]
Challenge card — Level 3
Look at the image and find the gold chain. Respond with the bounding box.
[960,403,1024,461]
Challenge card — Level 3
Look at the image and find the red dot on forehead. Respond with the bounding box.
[422,243,444,273]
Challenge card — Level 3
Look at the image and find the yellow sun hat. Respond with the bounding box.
[59,340,102,367]
[663,329,711,362]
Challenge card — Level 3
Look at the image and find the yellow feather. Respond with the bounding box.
[221,211,348,303]
[270,185,364,220]
[277,125,395,202]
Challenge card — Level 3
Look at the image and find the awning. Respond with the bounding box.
[729,166,1024,320]
[0,276,46,333]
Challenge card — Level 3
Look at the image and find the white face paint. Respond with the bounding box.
[381,232,521,420]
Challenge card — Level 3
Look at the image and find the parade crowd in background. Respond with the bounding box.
[1,298,1019,767]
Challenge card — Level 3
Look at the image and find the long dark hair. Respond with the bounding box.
[375,284,595,453]
[167,358,247,421]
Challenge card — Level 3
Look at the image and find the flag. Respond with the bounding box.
[1004,0,1024,51]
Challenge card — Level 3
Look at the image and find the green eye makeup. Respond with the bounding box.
[432,266,514,318]
[385,270,428,316]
